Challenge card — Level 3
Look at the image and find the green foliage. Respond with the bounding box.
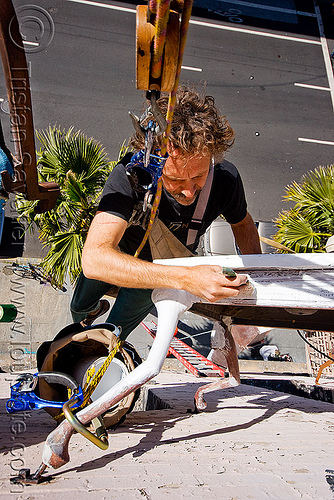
[274,164,334,253]
[16,126,128,287]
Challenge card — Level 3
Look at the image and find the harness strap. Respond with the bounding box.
[186,164,214,248]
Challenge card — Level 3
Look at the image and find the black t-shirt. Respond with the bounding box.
[98,154,247,261]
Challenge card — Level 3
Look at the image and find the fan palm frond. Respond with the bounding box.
[284,165,334,213]
[274,164,334,253]
[15,126,129,287]
[274,209,330,252]
[41,231,84,287]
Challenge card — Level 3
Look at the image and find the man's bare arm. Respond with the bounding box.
[82,211,248,302]
[231,212,262,255]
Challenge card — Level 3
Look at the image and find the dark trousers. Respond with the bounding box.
[70,272,154,340]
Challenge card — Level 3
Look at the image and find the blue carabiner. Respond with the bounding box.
[127,148,168,192]
[6,372,84,413]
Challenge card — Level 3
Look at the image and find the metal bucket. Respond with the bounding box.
[72,355,130,402]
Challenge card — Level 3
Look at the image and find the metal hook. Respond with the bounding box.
[129,90,167,137]
[147,90,167,135]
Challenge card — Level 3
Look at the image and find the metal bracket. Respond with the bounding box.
[129,90,167,137]
[10,464,48,485]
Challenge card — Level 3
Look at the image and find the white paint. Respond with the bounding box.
[67,0,136,13]
[228,376,239,387]
[153,255,334,309]
[190,19,321,45]
[23,41,39,47]
[154,253,334,270]
[298,137,334,146]
[181,65,202,72]
[294,83,330,92]
[172,273,334,309]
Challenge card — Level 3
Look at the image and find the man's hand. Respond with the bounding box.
[182,265,249,302]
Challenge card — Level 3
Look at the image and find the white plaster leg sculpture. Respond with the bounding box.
[192,317,241,411]
[42,289,197,469]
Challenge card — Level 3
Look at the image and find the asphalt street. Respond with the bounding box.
[1,0,333,221]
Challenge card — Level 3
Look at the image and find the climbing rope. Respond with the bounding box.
[134,0,193,257]
[81,339,123,407]
[134,176,163,257]
[151,0,170,82]
[161,0,193,156]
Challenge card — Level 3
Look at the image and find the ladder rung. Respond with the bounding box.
[142,322,225,378]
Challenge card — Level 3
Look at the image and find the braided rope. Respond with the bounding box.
[134,176,163,258]
[151,0,170,80]
[53,340,123,421]
[134,0,193,258]
[161,0,193,155]
[81,339,123,407]
[148,0,158,12]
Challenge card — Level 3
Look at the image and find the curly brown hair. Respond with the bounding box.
[129,86,235,158]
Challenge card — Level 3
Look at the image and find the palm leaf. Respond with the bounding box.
[284,165,334,214]
[274,208,331,252]
[15,126,128,287]
[274,164,334,253]
[41,231,84,287]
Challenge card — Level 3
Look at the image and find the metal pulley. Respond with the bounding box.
[136,4,181,92]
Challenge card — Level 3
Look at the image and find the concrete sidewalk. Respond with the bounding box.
[1,370,334,500]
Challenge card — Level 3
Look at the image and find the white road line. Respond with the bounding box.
[298,138,334,146]
[67,0,136,13]
[181,65,202,72]
[294,83,330,92]
[313,0,334,112]
[295,11,317,18]
[190,19,321,45]
[67,0,321,46]
[23,41,39,47]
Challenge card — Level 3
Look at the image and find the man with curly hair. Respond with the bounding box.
[71,86,261,339]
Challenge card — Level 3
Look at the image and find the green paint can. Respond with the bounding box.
[0,304,17,322]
